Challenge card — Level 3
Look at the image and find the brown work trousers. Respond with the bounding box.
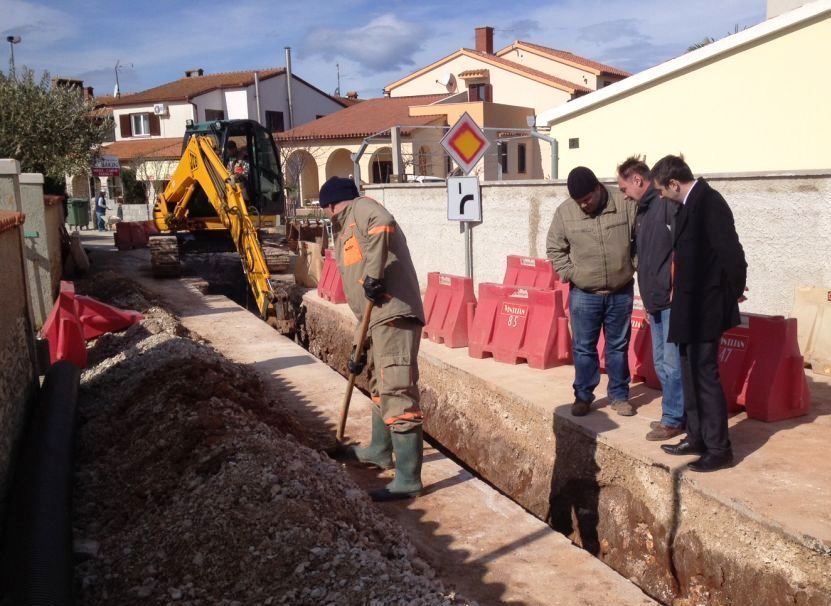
[364,317,423,433]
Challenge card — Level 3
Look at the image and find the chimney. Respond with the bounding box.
[185,68,204,78]
[346,91,358,99]
[475,26,494,54]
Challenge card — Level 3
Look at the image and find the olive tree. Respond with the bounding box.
[0,68,112,179]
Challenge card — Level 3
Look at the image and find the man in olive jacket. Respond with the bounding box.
[547,166,638,417]
[319,176,425,501]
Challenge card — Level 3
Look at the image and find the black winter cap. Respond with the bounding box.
[566,166,600,200]
[319,177,359,208]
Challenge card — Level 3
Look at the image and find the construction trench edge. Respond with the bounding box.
[300,292,831,606]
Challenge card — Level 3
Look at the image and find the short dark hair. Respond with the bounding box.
[616,156,650,180]
[651,154,694,186]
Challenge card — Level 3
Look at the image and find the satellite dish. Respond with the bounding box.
[437,72,457,92]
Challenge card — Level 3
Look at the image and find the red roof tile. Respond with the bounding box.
[275,95,449,142]
[506,42,631,78]
[102,138,182,161]
[106,68,286,107]
[335,95,364,107]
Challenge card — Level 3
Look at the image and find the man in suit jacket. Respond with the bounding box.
[650,155,747,472]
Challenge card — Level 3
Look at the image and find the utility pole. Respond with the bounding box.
[6,35,21,77]
[335,63,341,97]
[114,60,132,98]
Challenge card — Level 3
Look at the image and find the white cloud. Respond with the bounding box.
[304,14,427,72]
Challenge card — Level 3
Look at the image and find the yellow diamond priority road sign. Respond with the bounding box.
[440,112,490,175]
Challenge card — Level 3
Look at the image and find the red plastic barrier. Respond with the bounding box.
[422,273,476,348]
[41,283,87,368]
[597,308,661,388]
[40,281,144,368]
[503,255,560,289]
[114,222,133,250]
[142,220,160,237]
[129,222,149,248]
[468,283,571,369]
[317,249,347,304]
[74,295,144,340]
[719,314,810,422]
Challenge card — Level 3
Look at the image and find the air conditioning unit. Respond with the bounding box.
[153,103,168,116]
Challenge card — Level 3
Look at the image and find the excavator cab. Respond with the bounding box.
[181,119,285,225]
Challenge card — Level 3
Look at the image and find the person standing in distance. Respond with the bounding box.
[651,155,747,472]
[319,176,426,501]
[547,166,638,417]
[95,190,107,231]
[616,157,685,441]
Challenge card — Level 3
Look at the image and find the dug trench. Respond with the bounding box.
[123,249,831,606]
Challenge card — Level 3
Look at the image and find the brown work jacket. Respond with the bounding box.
[331,196,425,331]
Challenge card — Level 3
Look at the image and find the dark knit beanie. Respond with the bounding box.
[319,177,359,208]
[566,166,600,200]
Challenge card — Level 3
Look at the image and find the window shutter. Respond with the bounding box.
[468,85,479,102]
[149,113,161,136]
[484,84,493,102]
[119,114,132,137]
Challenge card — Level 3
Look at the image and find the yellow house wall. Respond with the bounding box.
[389,55,573,114]
[498,48,599,89]
[548,13,831,176]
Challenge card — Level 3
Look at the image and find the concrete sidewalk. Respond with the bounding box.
[82,235,656,606]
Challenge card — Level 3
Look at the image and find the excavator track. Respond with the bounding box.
[149,235,182,278]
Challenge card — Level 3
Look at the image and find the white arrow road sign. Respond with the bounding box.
[447,176,482,222]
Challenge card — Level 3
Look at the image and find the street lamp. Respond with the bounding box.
[6,35,21,77]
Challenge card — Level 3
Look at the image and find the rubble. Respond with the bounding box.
[73,274,465,605]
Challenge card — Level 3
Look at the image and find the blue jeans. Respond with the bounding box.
[569,284,633,403]
[649,308,685,428]
[96,211,106,231]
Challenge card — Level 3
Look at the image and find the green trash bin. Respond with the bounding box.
[67,198,90,229]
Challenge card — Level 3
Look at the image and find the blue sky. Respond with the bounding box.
[3,0,766,99]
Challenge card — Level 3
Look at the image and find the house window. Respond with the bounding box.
[499,143,508,175]
[266,111,285,132]
[468,83,492,102]
[517,143,526,174]
[205,109,225,121]
[131,113,150,136]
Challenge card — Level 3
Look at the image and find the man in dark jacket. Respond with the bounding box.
[319,176,425,500]
[617,157,685,441]
[651,155,747,472]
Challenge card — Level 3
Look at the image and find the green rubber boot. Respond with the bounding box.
[351,409,393,470]
[369,426,423,502]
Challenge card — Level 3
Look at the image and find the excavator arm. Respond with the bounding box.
[150,135,275,319]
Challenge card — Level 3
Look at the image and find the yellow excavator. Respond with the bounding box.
[150,119,288,324]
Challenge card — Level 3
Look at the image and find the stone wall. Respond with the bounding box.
[365,172,831,317]
[0,211,38,524]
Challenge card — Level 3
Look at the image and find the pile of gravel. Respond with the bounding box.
[73,276,465,605]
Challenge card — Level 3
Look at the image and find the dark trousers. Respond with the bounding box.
[679,340,731,456]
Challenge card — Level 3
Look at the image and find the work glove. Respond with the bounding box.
[347,347,367,375]
[363,276,386,305]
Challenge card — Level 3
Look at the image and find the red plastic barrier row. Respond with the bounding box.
[422,273,476,348]
[468,283,571,369]
[115,221,157,250]
[40,282,144,368]
[317,249,347,304]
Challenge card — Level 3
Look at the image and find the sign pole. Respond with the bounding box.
[464,222,473,278]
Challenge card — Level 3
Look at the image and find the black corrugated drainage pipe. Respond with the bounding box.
[2,360,80,605]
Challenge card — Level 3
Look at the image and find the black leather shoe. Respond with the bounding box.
[688,452,734,472]
[660,439,704,456]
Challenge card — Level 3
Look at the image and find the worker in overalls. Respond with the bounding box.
[319,176,425,501]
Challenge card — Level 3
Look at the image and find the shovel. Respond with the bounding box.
[336,299,374,442]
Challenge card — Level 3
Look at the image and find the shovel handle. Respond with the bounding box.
[337,299,374,441]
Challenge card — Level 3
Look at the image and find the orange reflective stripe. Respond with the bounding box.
[384,412,422,425]
[368,225,395,235]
